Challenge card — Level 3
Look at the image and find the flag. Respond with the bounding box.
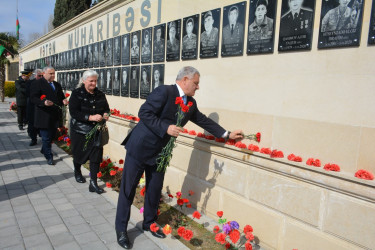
[0,45,6,56]
[16,17,20,40]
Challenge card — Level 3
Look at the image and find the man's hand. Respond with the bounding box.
[103,113,109,121]
[167,125,184,137]
[229,130,244,141]
[89,114,103,122]
[44,100,53,106]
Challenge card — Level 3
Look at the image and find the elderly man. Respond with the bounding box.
[15,69,32,130]
[31,66,68,165]
[115,66,244,249]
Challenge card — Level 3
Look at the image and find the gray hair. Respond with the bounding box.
[176,66,200,81]
[77,70,99,88]
[30,69,43,80]
[42,66,54,72]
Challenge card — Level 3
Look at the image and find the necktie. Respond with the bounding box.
[182,95,187,105]
[294,13,298,20]
[49,82,55,91]
[231,24,234,35]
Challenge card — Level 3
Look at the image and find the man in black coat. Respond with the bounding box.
[30,66,68,165]
[115,66,244,249]
[15,70,32,130]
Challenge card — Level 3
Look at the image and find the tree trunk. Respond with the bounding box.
[0,64,5,102]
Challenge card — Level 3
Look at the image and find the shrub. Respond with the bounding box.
[5,81,16,97]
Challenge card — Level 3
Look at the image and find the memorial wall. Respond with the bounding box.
[19,0,375,249]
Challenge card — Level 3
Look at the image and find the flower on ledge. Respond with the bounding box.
[106,182,112,188]
[192,211,201,219]
[243,132,261,142]
[306,158,321,167]
[354,169,374,180]
[288,154,302,162]
[323,163,340,172]
[188,130,196,135]
[270,150,284,158]
[235,142,247,149]
[260,147,271,155]
[248,144,260,152]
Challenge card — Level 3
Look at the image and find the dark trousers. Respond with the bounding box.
[27,122,38,141]
[115,154,165,232]
[17,106,26,125]
[73,160,99,181]
[39,127,57,160]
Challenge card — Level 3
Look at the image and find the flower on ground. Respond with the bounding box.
[140,207,144,213]
[140,186,146,196]
[163,224,172,235]
[223,223,231,234]
[186,203,192,208]
[97,172,102,178]
[215,233,227,244]
[230,221,239,230]
[118,167,123,171]
[245,232,255,241]
[324,163,340,172]
[355,169,374,180]
[217,211,223,218]
[192,211,201,219]
[225,243,231,249]
[157,209,161,216]
[213,225,220,233]
[188,190,194,196]
[243,225,253,234]
[168,194,173,198]
[177,199,184,206]
[183,229,193,241]
[245,241,253,250]
[176,191,182,199]
[119,159,124,164]
[110,170,117,176]
[106,182,112,188]
[177,226,185,237]
[182,198,189,204]
[150,223,159,232]
[229,229,240,244]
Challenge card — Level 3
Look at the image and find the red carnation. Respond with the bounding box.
[248,144,259,152]
[177,226,185,237]
[288,154,302,162]
[235,142,247,149]
[110,170,117,176]
[188,190,194,196]
[40,95,46,100]
[150,223,159,233]
[245,241,253,250]
[225,243,231,249]
[213,225,220,233]
[313,159,321,167]
[97,172,102,178]
[119,159,124,164]
[181,104,189,113]
[140,186,146,196]
[187,101,193,107]
[157,209,161,216]
[188,130,196,135]
[270,150,284,158]
[243,225,253,234]
[168,194,173,198]
[175,97,183,105]
[260,147,271,155]
[215,233,227,244]
[192,211,201,219]
[186,203,192,208]
[226,139,236,145]
[205,135,215,140]
[183,229,193,241]
[256,132,261,142]
[197,132,205,138]
[177,199,184,206]
[106,182,112,188]
[215,137,226,143]
[118,167,123,171]
[229,229,240,244]
[245,232,254,241]
[324,163,340,172]
[217,211,223,218]
[65,93,70,98]
[163,224,172,235]
[182,198,189,204]
[355,169,374,180]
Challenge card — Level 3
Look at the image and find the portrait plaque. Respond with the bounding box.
[106,38,113,66]
[141,28,153,63]
[77,47,83,68]
[121,67,130,97]
[369,0,375,44]
[93,43,99,67]
[69,50,74,69]
[62,72,67,90]
[66,72,70,90]
[72,49,77,69]
[247,0,277,54]
[221,2,247,57]
[140,65,151,99]
[105,68,112,95]
[182,14,199,60]
[63,52,68,70]
[166,19,181,61]
[113,36,121,66]
[98,69,105,92]
[278,0,315,51]
[83,46,88,68]
[130,66,140,98]
[200,8,221,58]
[152,64,164,90]
[112,67,121,96]
[153,24,166,62]
[131,31,141,64]
[121,34,130,65]
[318,0,364,48]
[99,41,106,67]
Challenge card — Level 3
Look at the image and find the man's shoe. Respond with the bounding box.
[47,158,54,165]
[74,171,86,183]
[29,140,37,146]
[143,225,166,238]
[89,179,104,194]
[116,231,132,249]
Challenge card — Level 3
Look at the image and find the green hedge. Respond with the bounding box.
[5,81,16,97]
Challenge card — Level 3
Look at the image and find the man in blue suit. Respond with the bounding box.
[115,66,244,249]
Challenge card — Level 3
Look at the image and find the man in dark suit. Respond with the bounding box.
[30,66,68,165]
[115,66,244,249]
[280,0,313,37]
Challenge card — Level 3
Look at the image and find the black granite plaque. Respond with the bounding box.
[121,34,130,65]
[140,65,151,99]
[121,67,130,97]
[278,0,315,51]
[369,0,375,44]
[99,41,106,67]
[153,24,166,62]
[83,46,88,68]
[113,36,121,66]
[182,14,199,60]
[131,31,141,64]
[141,28,153,63]
[77,47,82,68]
[130,66,139,98]
[200,8,221,58]
[93,43,99,67]
[98,69,105,92]
[166,19,181,61]
[106,38,113,66]
[112,67,121,96]
[152,64,164,90]
[105,68,112,95]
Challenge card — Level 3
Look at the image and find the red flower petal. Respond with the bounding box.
[217,211,223,218]
[192,211,201,219]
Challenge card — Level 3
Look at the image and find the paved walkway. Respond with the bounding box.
[0,98,187,250]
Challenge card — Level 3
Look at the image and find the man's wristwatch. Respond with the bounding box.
[226,131,231,140]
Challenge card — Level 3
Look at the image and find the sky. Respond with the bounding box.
[0,0,56,45]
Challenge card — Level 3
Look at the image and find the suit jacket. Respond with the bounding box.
[121,84,226,165]
[280,8,313,37]
[30,77,65,129]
